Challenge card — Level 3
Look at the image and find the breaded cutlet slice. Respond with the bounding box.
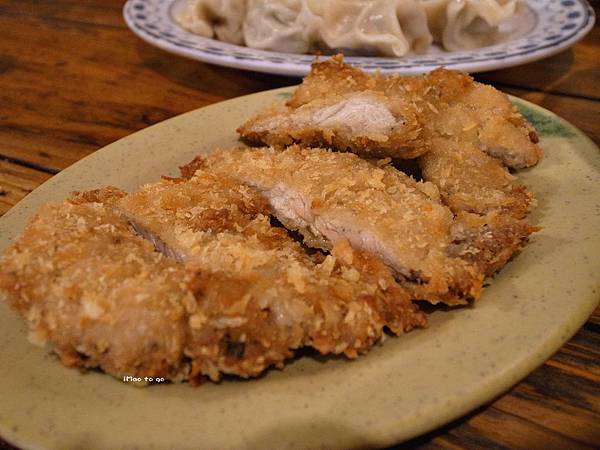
[420,138,535,218]
[449,211,539,277]
[282,56,540,212]
[420,139,538,275]
[238,90,427,159]
[117,170,427,380]
[281,55,542,169]
[0,181,426,385]
[402,71,541,275]
[398,68,542,170]
[278,55,541,276]
[198,146,484,305]
[0,188,193,381]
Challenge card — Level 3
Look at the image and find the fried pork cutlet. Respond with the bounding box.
[402,72,541,275]
[421,138,534,218]
[198,146,483,305]
[0,177,426,384]
[238,90,427,159]
[0,188,193,381]
[398,68,542,170]
[241,55,542,276]
[281,55,542,170]
[420,138,539,276]
[283,57,540,209]
[117,170,427,379]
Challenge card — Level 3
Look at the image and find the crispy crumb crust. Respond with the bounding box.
[449,212,540,276]
[243,55,542,278]
[0,188,193,380]
[184,240,427,382]
[117,170,426,381]
[238,90,427,159]
[0,175,427,385]
[284,55,542,170]
[199,146,484,305]
[0,56,545,385]
[420,139,535,219]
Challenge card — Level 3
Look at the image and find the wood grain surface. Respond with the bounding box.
[0,1,598,449]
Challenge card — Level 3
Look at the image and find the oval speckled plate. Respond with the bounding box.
[0,89,599,450]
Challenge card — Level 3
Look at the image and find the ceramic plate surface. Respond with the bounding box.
[123,0,595,76]
[0,89,599,450]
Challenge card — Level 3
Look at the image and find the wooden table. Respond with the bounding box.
[0,1,598,448]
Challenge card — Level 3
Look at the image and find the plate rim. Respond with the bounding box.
[122,0,596,76]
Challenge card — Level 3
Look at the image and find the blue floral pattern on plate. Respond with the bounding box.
[123,0,595,76]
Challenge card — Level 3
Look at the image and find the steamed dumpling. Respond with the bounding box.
[420,0,522,51]
[311,0,433,56]
[177,0,247,45]
[176,0,520,56]
[243,0,432,56]
[243,0,322,53]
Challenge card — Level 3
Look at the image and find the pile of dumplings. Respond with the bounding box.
[177,0,524,57]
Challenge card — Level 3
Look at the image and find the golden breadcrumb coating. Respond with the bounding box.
[117,170,427,379]
[284,55,542,170]
[238,90,427,159]
[0,55,545,386]
[449,211,539,276]
[247,55,542,276]
[420,138,535,218]
[420,139,539,276]
[199,146,483,305]
[397,68,542,170]
[286,55,374,108]
[0,188,193,381]
[1,176,426,385]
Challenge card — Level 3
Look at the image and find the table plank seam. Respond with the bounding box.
[488,404,598,449]
[0,9,126,31]
[582,321,600,334]
[490,81,600,103]
[0,154,59,175]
